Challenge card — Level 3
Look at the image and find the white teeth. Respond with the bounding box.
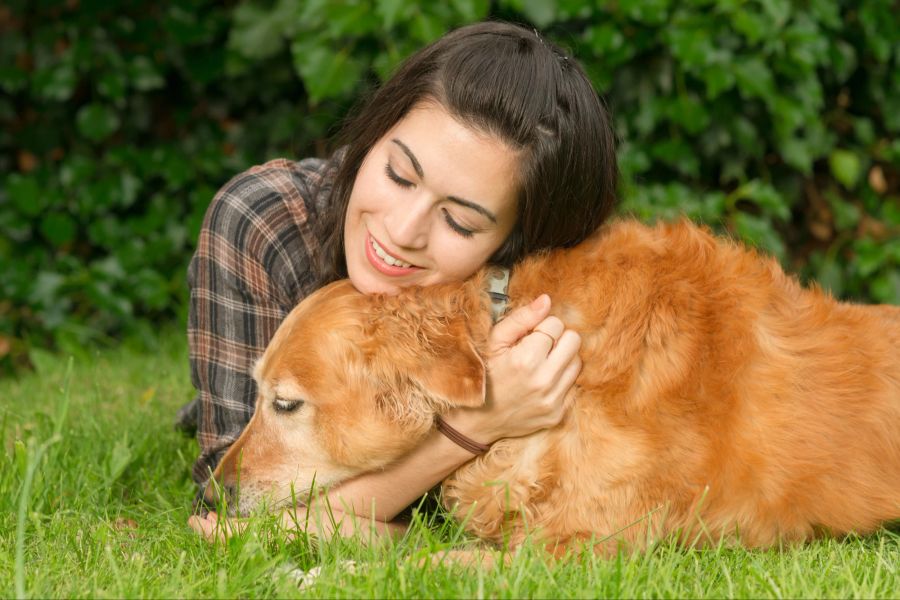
[370,237,412,268]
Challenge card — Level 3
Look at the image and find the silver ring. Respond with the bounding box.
[532,329,557,345]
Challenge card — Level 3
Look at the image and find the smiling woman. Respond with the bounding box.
[177,20,618,541]
[344,101,519,295]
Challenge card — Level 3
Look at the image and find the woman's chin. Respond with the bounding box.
[348,271,404,296]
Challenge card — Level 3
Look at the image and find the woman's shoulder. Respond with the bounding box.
[199,157,326,262]
[220,154,339,217]
[196,157,341,300]
[204,151,342,234]
[246,156,333,190]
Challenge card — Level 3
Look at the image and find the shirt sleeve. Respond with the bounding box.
[183,157,332,488]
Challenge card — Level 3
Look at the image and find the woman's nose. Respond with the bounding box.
[384,195,430,249]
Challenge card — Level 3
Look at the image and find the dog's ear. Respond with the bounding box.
[363,282,489,411]
[407,322,486,409]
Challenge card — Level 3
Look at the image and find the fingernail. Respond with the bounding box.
[531,294,550,310]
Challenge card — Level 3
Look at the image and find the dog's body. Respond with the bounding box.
[209,219,900,553]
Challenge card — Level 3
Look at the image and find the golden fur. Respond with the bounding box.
[208,219,900,553]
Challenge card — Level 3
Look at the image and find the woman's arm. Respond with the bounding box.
[323,294,582,522]
[188,294,581,543]
[322,423,482,521]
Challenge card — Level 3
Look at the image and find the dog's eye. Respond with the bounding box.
[273,397,304,414]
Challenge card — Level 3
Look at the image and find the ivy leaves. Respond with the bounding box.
[226,0,489,104]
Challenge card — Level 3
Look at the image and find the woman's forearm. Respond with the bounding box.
[322,428,475,522]
[281,505,408,541]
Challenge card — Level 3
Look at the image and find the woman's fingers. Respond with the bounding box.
[532,329,582,395]
[545,329,582,371]
[521,316,566,352]
[188,511,248,543]
[546,346,582,415]
[504,316,573,373]
[488,295,551,351]
[188,514,218,542]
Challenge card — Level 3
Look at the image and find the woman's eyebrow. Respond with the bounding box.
[391,139,424,178]
[446,195,498,224]
[390,138,499,224]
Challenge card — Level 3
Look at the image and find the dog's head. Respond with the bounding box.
[205,278,491,515]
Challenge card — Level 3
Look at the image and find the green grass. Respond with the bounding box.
[1,332,898,598]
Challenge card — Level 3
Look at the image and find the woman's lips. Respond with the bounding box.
[365,233,421,276]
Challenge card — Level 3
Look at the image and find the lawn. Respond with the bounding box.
[1,332,898,598]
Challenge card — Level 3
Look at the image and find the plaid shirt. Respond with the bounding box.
[176,155,341,488]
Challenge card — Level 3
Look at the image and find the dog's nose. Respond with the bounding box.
[222,484,236,502]
[200,480,236,512]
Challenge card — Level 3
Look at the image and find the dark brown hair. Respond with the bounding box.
[316,20,618,282]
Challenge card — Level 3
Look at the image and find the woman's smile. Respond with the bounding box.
[365,232,421,275]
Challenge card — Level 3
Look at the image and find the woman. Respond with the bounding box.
[179,20,618,540]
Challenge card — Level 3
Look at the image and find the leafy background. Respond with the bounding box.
[1,0,898,375]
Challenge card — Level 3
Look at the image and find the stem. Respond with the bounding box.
[15,435,60,600]
[15,357,71,599]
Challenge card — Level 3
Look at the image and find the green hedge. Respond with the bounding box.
[1,0,899,374]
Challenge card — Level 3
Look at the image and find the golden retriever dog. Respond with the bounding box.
[206,219,900,554]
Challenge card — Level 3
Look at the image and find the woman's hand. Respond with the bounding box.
[189,511,248,543]
[444,294,582,444]
[188,503,407,544]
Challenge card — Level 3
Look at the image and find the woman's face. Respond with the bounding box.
[344,101,520,295]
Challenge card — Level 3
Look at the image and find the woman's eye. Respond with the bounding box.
[442,208,475,238]
[273,398,304,414]
[384,162,475,238]
[384,163,414,188]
